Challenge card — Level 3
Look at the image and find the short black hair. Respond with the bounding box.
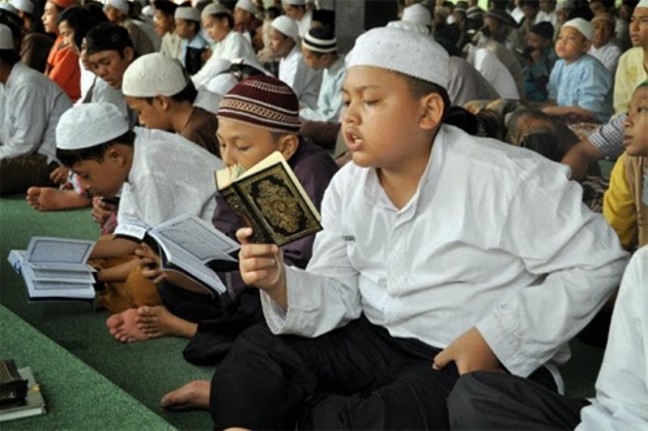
[139,80,198,104]
[153,0,178,17]
[56,130,136,167]
[399,72,451,123]
[86,22,133,56]
[57,6,108,49]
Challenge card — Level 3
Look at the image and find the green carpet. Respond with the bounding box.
[0,196,213,430]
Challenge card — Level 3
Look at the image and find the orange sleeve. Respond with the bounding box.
[46,44,81,102]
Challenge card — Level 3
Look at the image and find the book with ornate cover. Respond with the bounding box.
[0,367,46,423]
[215,151,322,246]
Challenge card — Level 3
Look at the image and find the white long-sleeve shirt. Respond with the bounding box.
[279,45,322,111]
[588,41,622,77]
[576,246,648,430]
[114,128,223,232]
[0,62,72,162]
[299,55,345,122]
[191,30,255,88]
[262,124,628,382]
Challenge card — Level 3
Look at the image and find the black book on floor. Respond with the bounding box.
[0,365,46,422]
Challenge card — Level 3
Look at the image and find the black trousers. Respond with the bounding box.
[448,371,591,430]
[0,155,56,196]
[210,317,557,430]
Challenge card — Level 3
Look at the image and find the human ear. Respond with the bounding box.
[124,47,135,62]
[154,95,170,111]
[277,134,299,160]
[105,146,127,167]
[419,93,444,130]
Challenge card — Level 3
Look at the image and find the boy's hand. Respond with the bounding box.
[135,244,165,284]
[236,227,287,309]
[49,166,69,184]
[432,327,501,375]
[91,197,117,225]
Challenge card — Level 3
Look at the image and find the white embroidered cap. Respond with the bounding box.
[206,73,239,96]
[282,0,305,5]
[10,0,33,14]
[402,3,431,27]
[0,24,13,50]
[122,53,188,97]
[346,26,449,89]
[638,0,648,8]
[271,15,299,42]
[201,2,231,19]
[562,17,594,41]
[104,0,129,15]
[57,103,130,150]
[386,19,430,35]
[235,0,256,14]
[176,6,201,22]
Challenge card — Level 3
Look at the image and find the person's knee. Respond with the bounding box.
[448,371,500,429]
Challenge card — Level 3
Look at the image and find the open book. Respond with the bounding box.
[215,151,322,246]
[8,237,96,301]
[114,213,240,296]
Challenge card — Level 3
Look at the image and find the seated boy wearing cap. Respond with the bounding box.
[103,0,155,56]
[174,6,208,75]
[121,53,219,156]
[588,13,621,76]
[0,22,72,196]
[109,76,337,361]
[54,102,223,322]
[523,21,556,102]
[158,27,627,428]
[542,17,613,123]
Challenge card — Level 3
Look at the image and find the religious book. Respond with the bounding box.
[0,367,46,423]
[114,213,240,297]
[215,151,322,246]
[7,237,96,302]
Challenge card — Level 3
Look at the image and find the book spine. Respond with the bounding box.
[220,186,273,244]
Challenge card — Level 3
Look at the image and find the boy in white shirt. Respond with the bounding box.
[170,27,627,428]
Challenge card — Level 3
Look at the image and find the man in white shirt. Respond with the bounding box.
[588,12,622,75]
[269,15,321,110]
[282,0,312,38]
[0,23,72,196]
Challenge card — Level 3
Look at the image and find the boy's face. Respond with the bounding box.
[269,28,294,57]
[539,0,555,12]
[527,31,550,50]
[630,7,648,47]
[88,48,133,89]
[125,97,173,130]
[234,7,251,25]
[216,118,284,170]
[555,26,589,62]
[104,5,123,23]
[340,66,438,169]
[42,1,58,34]
[58,20,77,52]
[556,7,570,24]
[175,18,195,39]
[202,15,229,42]
[71,151,127,197]
[154,10,174,37]
[623,86,648,157]
[282,4,303,20]
[592,20,614,48]
[301,47,329,70]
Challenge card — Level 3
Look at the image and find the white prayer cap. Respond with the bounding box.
[235,0,255,13]
[282,0,305,5]
[10,0,33,14]
[271,15,299,42]
[206,73,238,96]
[176,6,200,22]
[346,26,449,89]
[0,24,13,50]
[104,0,129,15]
[402,3,431,27]
[142,4,155,18]
[201,2,230,19]
[638,0,648,8]
[562,17,594,41]
[57,103,129,150]
[386,19,430,35]
[122,53,188,97]
[0,2,18,13]
[556,0,575,10]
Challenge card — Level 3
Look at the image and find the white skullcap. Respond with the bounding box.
[10,0,33,14]
[562,17,594,41]
[122,53,188,97]
[57,103,129,150]
[282,0,305,5]
[0,23,13,50]
[386,19,430,35]
[638,0,648,8]
[201,2,230,18]
[402,3,431,27]
[235,0,255,13]
[176,6,201,22]
[346,26,449,89]
[272,15,299,42]
[142,4,155,17]
[104,0,129,15]
[206,73,239,96]
[0,2,18,13]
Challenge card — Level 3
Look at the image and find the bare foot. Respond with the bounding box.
[135,306,197,339]
[160,380,210,411]
[105,309,150,343]
[26,187,91,211]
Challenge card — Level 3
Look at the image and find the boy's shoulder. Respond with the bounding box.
[135,127,219,159]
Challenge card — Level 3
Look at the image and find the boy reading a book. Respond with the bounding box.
[161,26,628,427]
[109,76,338,358]
[54,102,223,326]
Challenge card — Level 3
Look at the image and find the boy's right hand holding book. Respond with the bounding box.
[135,244,166,284]
[237,227,288,310]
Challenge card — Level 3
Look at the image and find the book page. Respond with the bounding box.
[25,237,95,270]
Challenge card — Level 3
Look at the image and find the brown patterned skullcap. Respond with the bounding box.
[217,75,301,133]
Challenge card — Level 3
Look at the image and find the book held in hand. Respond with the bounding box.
[7,237,96,302]
[114,214,240,297]
[215,151,322,246]
[0,366,46,423]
